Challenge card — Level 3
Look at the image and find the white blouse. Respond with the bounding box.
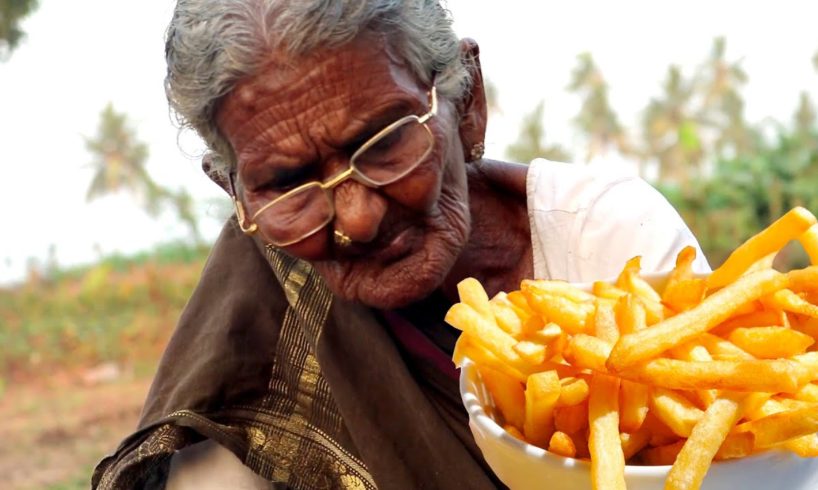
[527,159,710,282]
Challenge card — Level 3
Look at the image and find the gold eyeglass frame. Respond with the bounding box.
[228,83,438,247]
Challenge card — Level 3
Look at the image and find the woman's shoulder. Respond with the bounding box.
[525,158,709,281]
[526,158,647,214]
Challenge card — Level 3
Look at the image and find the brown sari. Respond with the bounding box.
[92,219,502,489]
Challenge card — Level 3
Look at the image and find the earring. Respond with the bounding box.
[470,142,485,162]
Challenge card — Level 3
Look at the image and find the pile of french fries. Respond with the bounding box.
[448,207,818,490]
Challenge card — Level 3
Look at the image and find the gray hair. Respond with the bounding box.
[165,0,471,178]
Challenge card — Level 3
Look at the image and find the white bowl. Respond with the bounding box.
[458,272,818,489]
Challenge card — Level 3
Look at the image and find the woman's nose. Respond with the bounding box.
[332,178,388,244]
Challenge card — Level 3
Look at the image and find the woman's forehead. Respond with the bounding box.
[215,36,428,158]
[218,36,423,124]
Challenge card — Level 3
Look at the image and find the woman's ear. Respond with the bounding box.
[457,38,488,162]
[202,152,231,194]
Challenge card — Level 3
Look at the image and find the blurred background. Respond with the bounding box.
[1,1,817,488]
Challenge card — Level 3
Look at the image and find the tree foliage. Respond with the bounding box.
[506,102,572,164]
[567,53,632,162]
[86,104,202,243]
[0,0,39,60]
[506,40,818,268]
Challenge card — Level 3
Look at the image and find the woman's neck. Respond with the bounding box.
[442,159,534,302]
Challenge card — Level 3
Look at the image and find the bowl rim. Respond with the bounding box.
[459,356,673,476]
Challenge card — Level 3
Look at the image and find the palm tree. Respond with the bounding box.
[695,37,756,160]
[85,104,158,208]
[568,53,632,163]
[86,103,202,242]
[0,0,39,60]
[641,65,701,183]
[506,101,572,164]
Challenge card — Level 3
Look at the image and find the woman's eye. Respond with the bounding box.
[368,127,403,152]
[266,165,314,191]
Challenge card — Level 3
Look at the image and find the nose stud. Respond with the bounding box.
[334,229,352,247]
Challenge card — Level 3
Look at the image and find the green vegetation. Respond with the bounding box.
[85,103,203,243]
[0,241,208,381]
[0,0,39,60]
[508,39,818,269]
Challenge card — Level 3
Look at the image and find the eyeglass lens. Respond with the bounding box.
[260,119,433,245]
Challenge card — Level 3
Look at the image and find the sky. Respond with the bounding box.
[2,1,817,284]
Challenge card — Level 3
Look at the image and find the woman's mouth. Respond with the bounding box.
[373,227,417,264]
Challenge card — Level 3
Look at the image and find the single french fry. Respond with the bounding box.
[663,278,708,313]
[506,290,534,315]
[775,397,816,412]
[763,288,818,319]
[619,358,808,393]
[593,281,627,301]
[554,402,588,435]
[525,292,593,335]
[736,404,818,448]
[710,310,783,337]
[650,387,704,437]
[666,246,698,285]
[619,380,650,432]
[620,426,651,461]
[594,300,619,343]
[615,294,647,335]
[665,395,744,490]
[557,376,590,407]
[588,374,626,490]
[798,224,818,266]
[745,397,789,421]
[548,430,578,458]
[457,278,494,320]
[696,333,756,361]
[490,293,525,336]
[728,326,814,358]
[714,431,755,460]
[616,256,662,304]
[455,335,526,382]
[503,424,527,443]
[707,207,817,289]
[788,266,818,293]
[662,246,707,312]
[607,269,788,371]
[566,334,612,373]
[524,370,561,448]
[513,340,547,365]
[784,434,818,457]
[521,279,596,304]
[479,366,526,429]
[528,322,563,344]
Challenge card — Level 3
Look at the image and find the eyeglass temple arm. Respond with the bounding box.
[228,172,258,235]
[418,86,437,124]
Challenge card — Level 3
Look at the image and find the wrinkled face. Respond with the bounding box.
[216,36,471,309]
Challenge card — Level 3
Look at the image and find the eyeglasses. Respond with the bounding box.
[228,83,438,247]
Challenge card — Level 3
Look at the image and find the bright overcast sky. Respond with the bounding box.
[2,1,817,283]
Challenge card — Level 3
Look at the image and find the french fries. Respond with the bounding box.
[450,206,818,490]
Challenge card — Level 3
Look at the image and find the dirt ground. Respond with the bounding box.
[0,372,152,490]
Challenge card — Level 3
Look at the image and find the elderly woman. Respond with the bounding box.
[94,1,707,489]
